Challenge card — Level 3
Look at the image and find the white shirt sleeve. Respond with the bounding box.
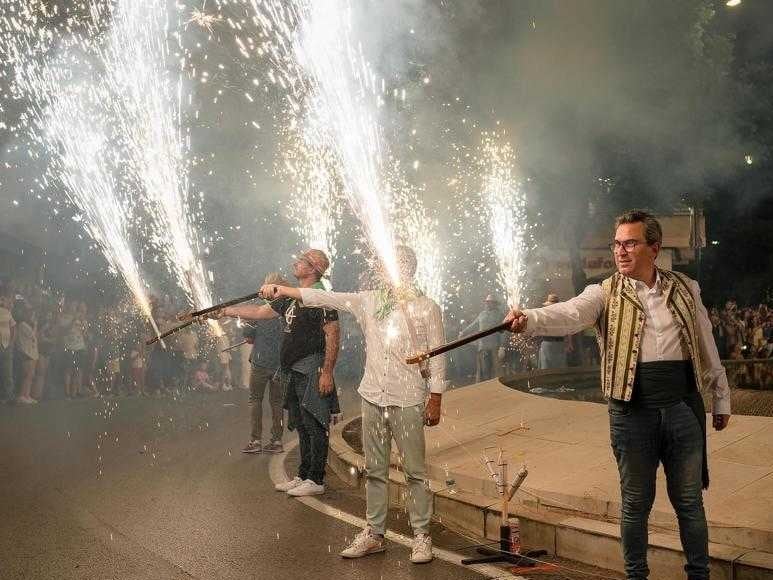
[688,280,731,415]
[523,284,606,337]
[299,288,365,320]
[426,300,447,395]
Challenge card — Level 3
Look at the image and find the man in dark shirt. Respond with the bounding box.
[206,250,340,497]
[241,272,287,455]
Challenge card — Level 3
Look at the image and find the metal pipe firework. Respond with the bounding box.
[221,339,249,353]
[405,321,510,365]
[146,320,193,346]
[145,291,268,345]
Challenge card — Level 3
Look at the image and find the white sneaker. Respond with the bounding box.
[286,479,325,496]
[410,534,433,564]
[340,527,386,558]
[274,476,303,492]
[15,397,35,405]
[24,396,38,404]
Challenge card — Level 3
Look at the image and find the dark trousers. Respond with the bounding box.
[249,365,283,443]
[609,399,709,580]
[285,370,328,485]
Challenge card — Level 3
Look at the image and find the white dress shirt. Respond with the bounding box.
[300,288,446,408]
[523,272,731,415]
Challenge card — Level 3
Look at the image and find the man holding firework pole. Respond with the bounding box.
[504,210,730,580]
[259,246,445,565]
[199,250,340,497]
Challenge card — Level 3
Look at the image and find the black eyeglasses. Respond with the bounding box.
[609,239,646,252]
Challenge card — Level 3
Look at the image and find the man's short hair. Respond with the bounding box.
[303,249,330,279]
[615,210,663,246]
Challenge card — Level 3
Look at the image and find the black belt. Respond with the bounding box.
[632,360,693,408]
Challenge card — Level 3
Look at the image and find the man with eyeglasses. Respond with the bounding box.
[504,210,730,580]
[204,249,340,497]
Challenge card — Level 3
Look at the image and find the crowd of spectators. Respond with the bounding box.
[710,300,773,388]
[710,300,773,360]
[1,271,771,406]
[0,277,250,406]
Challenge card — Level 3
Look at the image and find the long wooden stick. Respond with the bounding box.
[146,320,193,346]
[145,291,266,346]
[188,291,263,318]
[221,339,248,353]
[405,321,510,365]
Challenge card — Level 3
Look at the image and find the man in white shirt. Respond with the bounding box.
[505,210,730,580]
[259,246,445,565]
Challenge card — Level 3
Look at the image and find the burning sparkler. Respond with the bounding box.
[294,1,401,286]
[387,159,447,308]
[95,0,220,333]
[245,0,401,286]
[45,84,160,334]
[0,1,160,335]
[479,132,532,307]
[282,119,342,271]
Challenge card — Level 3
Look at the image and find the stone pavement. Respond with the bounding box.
[423,379,773,554]
[328,379,773,579]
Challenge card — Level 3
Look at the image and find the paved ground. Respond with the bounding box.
[0,384,622,580]
[0,386,492,580]
[423,380,773,553]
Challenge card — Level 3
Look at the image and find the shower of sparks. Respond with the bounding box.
[243,0,402,286]
[387,160,447,308]
[479,133,532,307]
[0,1,160,335]
[46,87,159,333]
[294,1,401,286]
[95,0,220,334]
[282,120,342,269]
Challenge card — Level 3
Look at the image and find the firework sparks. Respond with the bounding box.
[294,0,401,286]
[0,1,160,334]
[282,119,341,269]
[96,0,220,333]
[479,132,532,307]
[186,7,222,34]
[46,85,159,332]
[387,160,447,308]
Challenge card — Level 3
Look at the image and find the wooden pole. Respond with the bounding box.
[405,321,510,365]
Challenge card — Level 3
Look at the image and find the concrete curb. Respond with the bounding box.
[328,416,773,580]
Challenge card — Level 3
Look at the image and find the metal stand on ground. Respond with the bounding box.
[461,452,547,567]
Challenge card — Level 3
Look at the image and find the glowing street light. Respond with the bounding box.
[726,0,741,7]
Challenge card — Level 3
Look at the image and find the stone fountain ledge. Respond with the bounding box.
[327,378,773,580]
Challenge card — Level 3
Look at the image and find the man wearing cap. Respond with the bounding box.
[504,210,730,580]
[537,294,571,369]
[459,294,504,382]
[205,250,340,497]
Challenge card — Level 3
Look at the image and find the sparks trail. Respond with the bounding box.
[0,1,160,335]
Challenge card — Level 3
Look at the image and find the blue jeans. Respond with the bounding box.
[609,400,709,580]
[285,370,328,485]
